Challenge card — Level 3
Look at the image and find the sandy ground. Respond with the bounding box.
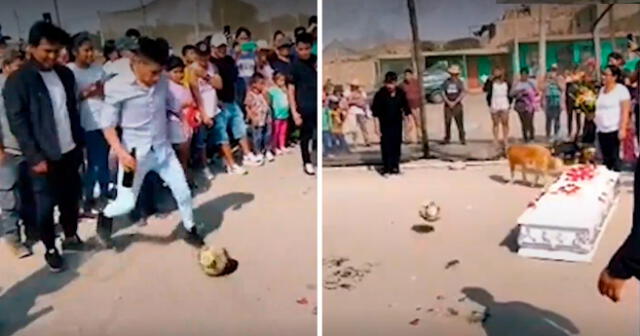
[323,164,639,336]
[0,151,317,336]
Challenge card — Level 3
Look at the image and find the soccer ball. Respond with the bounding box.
[198,246,230,277]
[419,201,441,222]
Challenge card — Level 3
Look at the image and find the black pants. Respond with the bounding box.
[444,104,465,142]
[582,119,597,144]
[30,148,82,250]
[300,110,317,165]
[516,109,535,142]
[598,131,620,172]
[380,121,403,172]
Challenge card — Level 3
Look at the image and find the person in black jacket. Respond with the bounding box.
[599,158,640,302]
[372,71,411,175]
[483,68,513,151]
[2,21,85,272]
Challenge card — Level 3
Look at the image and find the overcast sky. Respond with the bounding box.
[0,0,146,38]
[0,0,316,39]
[324,0,513,45]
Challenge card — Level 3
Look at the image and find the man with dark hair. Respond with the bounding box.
[372,71,411,175]
[401,68,423,143]
[288,32,317,175]
[270,36,293,78]
[96,36,205,248]
[181,44,198,66]
[3,21,85,272]
[125,28,141,40]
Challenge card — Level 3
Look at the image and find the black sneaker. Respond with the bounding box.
[45,248,64,272]
[62,234,86,251]
[180,225,205,248]
[96,214,114,249]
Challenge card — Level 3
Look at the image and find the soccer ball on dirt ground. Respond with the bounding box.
[198,246,231,277]
[419,201,441,222]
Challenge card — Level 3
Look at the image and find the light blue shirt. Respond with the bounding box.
[100,70,179,153]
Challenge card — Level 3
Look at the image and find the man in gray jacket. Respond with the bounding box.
[0,49,36,258]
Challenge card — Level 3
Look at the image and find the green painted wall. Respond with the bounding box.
[516,38,627,72]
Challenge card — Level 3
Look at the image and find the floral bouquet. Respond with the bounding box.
[574,85,597,119]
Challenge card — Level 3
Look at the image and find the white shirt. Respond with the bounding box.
[192,62,220,118]
[38,70,76,154]
[595,83,631,133]
[67,63,106,131]
[103,58,132,77]
[491,81,510,111]
[100,70,178,153]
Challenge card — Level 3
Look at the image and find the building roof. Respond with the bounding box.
[377,47,509,60]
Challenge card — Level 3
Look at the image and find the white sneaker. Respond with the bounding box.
[266,151,275,162]
[243,155,263,167]
[303,163,315,176]
[227,164,248,175]
[275,148,283,156]
[203,168,215,181]
[254,153,265,162]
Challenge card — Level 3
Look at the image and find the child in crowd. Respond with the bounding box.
[166,56,196,187]
[330,93,349,154]
[245,73,274,162]
[268,72,290,155]
[322,90,334,157]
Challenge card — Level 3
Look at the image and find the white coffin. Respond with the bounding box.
[517,165,620,262]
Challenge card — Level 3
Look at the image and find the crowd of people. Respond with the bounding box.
[0,16,317,272]
[323,44,640,176]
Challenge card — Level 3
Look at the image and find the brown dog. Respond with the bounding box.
[507,144,564,187]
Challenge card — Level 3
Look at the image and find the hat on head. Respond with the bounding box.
[448,64,461,75]
[209,33,227,48]
[195,40,210,56]
[115,36,138,52]
[275,36,293,49]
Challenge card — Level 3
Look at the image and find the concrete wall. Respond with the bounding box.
[323,58,377,92]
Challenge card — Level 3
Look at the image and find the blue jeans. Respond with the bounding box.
[84,130,110,202]
[212,103,248,145]
[322,131,333,156]
[333,134,350,154]
[252,123,272,155]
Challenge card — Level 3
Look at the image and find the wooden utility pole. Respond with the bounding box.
[52,0,62,26]
[609,4,615,51]
[514,19,520,83]
[538,4,547,84]
[407,0,429,157]
[13,9,22,38]
[194,0,200,41]
[139,0,148,34]
[595,4,603,83]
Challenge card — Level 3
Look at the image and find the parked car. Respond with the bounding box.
[422,61,466,104]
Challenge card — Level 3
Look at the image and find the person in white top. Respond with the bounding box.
[483,68,512,150]
[67,32,110,217]
[594,65,631,171]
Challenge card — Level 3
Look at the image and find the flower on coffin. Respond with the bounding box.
[565,165,596,182]
[558,183,580,195]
